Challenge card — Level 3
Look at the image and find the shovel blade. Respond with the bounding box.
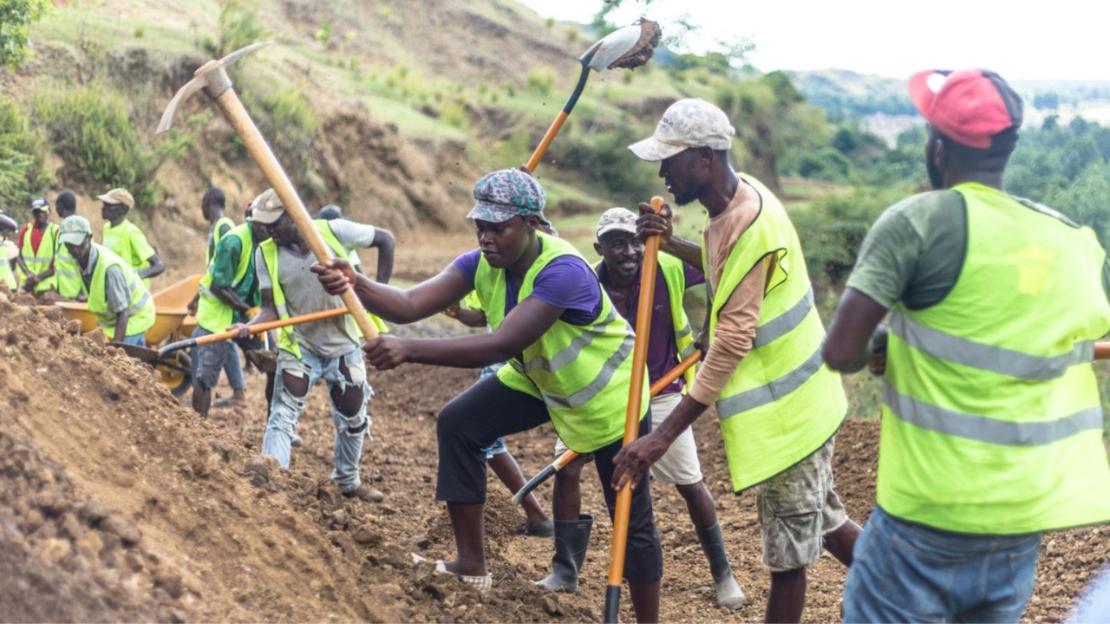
[581,24,645,71]
[112,343,161,363]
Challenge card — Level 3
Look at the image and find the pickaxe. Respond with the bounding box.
[156,42,379,340]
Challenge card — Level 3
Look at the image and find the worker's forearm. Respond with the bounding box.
[36,268,54,281]
[375,240,394,285]
[139,256,166,279]
[16,257,31,276]
[351,275,434,324]
[403,333,517,368]
[245,306,279,327]
[662,236,703,272]
[212,285,250,313]
[653,395,710,445]
[113,312,129,343]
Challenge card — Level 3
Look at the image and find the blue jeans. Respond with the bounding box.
[121,333,147,347]
[844,507,1041,623]
[190,326,245,391]
[261,348,372,492]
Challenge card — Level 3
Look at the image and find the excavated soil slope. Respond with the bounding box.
[1,290,1108,623]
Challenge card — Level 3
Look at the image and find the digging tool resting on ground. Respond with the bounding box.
[603,197,664,624]
[523,21,661,173]
[156,42,378,341]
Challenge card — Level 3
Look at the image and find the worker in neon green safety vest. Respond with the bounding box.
[60,215,155,346]
[824,69,1110,624]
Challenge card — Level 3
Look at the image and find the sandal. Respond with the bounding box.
[411,554,491,592]
[214,397,248,408]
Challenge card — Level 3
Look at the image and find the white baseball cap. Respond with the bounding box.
[628,98,735,161]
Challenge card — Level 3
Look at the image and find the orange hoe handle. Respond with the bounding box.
[524,111,569,173]
[195,307,350,347]
[604,196,665,622]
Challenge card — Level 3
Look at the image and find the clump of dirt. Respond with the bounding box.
[608,19,663,70]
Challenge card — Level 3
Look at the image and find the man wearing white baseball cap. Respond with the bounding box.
[615,98,861,623]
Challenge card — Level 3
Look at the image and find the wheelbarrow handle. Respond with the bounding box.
[159,308,351,356]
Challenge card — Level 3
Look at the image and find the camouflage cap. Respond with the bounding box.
[596,207,637,239]
[58,215,93,246]
[466,169,546,223]
[629,98,735,161]
[30,197,49,213]
[249,189,285,225]
[97,187,134,208]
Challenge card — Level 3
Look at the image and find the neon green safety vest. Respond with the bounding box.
[103,219,152,289]
[261,220,388,359]
[197,222,255,333]
[207,216,237,265]
[708,174,847,492]
[595,253,698,392]
[879,182,1110,534]
[20,223,59,293]
[477,232,648,453]
[79,244,156,339]
[54,242,82,299]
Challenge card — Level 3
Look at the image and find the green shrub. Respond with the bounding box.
[315,21,332,43]
[216,0,266,57]
[526,68,554,97]
[0,98,51,217]
[34,87,192,212]
[133,25,145,39]
[0,0,51,69]
[440,101,469,129]
[244,89,318,192]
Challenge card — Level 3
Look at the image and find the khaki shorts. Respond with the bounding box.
[554,392,703,485]
[755,434,847,572]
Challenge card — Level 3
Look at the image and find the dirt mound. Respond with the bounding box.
[3,287,1108,623]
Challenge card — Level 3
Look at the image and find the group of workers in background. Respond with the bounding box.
[4,65,1109,624]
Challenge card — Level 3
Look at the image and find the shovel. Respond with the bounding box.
[604,196,665,623]
[116,308,349,363]
[523,21,661,173]
[511,348,701,506]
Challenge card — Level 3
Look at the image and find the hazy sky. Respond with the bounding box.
[518,0,1110,82]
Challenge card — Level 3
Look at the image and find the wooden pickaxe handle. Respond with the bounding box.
[212,91,379,341]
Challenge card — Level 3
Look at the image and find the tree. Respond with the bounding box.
[0,0,51,70]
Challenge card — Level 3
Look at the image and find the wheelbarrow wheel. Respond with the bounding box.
[156,351,192,397]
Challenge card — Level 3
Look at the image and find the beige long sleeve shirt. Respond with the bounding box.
[687,177,769,406]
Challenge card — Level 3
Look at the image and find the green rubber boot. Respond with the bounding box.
[535,514,593,592]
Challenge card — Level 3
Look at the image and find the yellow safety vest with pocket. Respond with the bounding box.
[207,216,237,265]
[54,242,82,299]
[477,232,648,454]
[708,174,847,492]
[879,182,1110,534]
[103,219,152,289]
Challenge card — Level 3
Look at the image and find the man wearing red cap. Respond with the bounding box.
[824,69,1110,622]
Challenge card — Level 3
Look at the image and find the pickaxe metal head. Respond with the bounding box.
[156,41,272,135]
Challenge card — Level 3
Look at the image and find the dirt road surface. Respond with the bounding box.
[1,290,1107,622]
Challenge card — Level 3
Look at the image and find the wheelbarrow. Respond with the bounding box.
[152,274,203,343]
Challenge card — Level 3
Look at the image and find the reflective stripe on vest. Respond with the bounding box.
[707,173,846,492]
[481,232,646,453]
[21,223,58,293]
[890,308,1093,381]
[878,182,1110,534]
[197,223,254,333]
[81,244,156,339]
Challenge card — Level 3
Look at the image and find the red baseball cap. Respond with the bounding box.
[908,69,1023,149]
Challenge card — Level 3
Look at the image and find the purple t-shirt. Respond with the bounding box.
[451,248,602,325]
[597,260,705,395]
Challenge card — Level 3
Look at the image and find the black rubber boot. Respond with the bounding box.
[535,514,593,592]
[696,522,745,609]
